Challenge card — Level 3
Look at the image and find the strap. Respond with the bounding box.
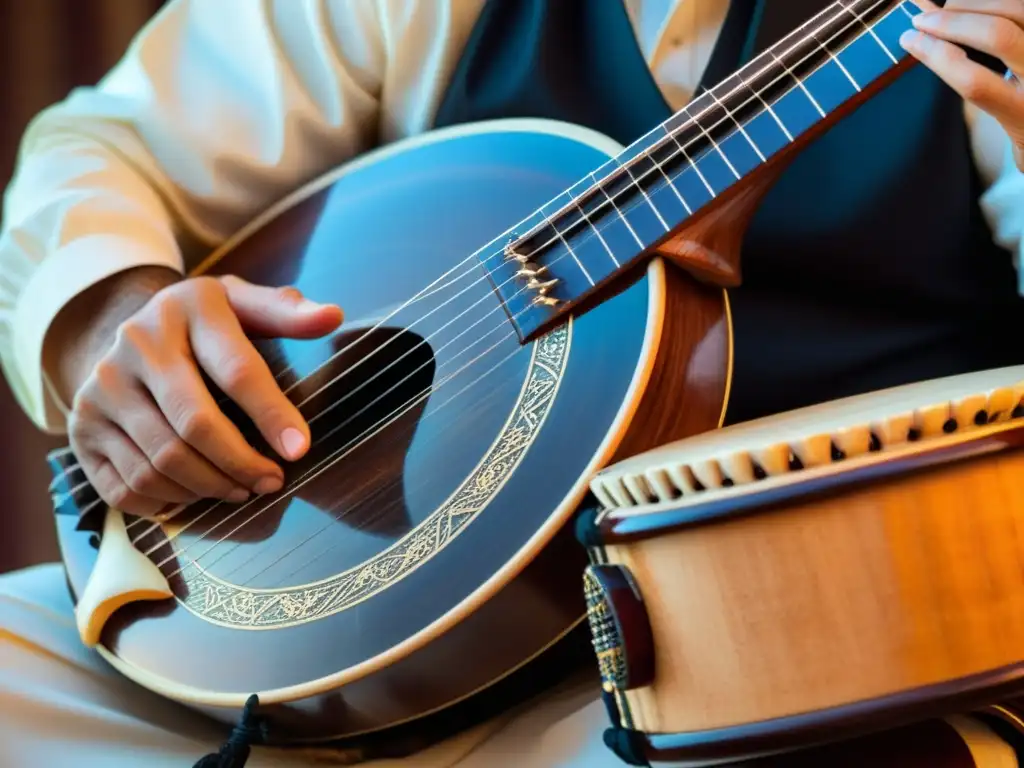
[192,694,265,768]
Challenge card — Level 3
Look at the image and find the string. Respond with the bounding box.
[56,258,540,535]
[226,0,905,412]
[53,0,902,548]
[175,369,515,589]
[146,274,541,567]
[55,251,534,526]
[507,0,897,243]
[151,357,517,625]
[140,0,899,454]
[49,0,896,490]
[57,0,903,568]
[156,323,526,580]
[180,0,921,603]
[55,0,904,546]
[136,285,529,553]
[150,0,911,579]
[58,0,905,598]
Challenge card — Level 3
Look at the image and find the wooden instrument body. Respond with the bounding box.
[50,118,731,744]
[719,707,1024,767]
[46,0,953,750]
[581,370,1024,765]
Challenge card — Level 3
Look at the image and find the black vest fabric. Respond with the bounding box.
[432,0,1024,424]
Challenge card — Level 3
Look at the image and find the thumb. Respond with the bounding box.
[219,275,344,339]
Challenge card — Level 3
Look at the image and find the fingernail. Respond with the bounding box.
[280,427,308,460]
[228,487,250,503]
[899,29,922,49]
[911,12,937,29]
[254,475,284,495]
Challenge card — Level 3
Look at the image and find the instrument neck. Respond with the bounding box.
[499,0,920,341]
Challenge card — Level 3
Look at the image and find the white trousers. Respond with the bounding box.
[4,562,1023,768]
[0,563,624,768]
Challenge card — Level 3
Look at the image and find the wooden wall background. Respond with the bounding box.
[0,0,165,573]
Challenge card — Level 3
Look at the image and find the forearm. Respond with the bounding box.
[964,104,1024,289]
[44,265,182,407]
[0,129,188,433]
[0,0,386,434]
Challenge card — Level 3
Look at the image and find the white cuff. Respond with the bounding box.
[12,233,183,433]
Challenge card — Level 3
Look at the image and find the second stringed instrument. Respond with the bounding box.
[582,366,1024,765]
[49,0,935,751]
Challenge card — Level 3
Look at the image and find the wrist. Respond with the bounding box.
[46,265,182,404]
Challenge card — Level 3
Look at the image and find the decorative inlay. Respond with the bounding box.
[176,322,571,629]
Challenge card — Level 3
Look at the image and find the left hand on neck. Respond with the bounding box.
[900,0,1024,171]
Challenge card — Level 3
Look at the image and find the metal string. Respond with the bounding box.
[55,0,906,559]
[136,284,529,553]
[143,0,911,578]
[51,0,900,499]
[170,370,515,590]
[156,322,527,580]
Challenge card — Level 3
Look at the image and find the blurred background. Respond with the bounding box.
[0,0,164,574]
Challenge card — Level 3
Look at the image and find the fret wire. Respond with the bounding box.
[509,0,897,252]
[661,125,718,197]
[658,0,890,154]
[623,2,892,208]
[897,2,915,19]
[806,16,864,94]
[644,146,695,214]
[616,121,677,181]
[815,35,863,92]
[736,0,862,93]
[535,0,878,234]
[706,90,768,163]
[736,71,796,141]
[528,0,848,237]
[682,105,742,179]
[767,49,827,118]
[511,5,914,287]
[659,6,896,205]
[539,199,597,284]
[569,193,621,268]
[658,167,694,213]
[559,227,595,284]
[838,0,899,63]
[608,160,671,233]
[588,171,647,249]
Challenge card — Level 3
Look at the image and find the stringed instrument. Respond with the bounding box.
[581,366,1024,765]
[702,705,1024,767]
[48,0,934,751]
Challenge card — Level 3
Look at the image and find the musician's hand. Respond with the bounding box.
[900,0,1024,171]
[61,272,343,518]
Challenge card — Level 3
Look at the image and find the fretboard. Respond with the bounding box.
[489,0,922,341]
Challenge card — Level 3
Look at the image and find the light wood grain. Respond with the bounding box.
[606,447,1024,734]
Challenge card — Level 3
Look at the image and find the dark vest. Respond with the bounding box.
[432,0,1024,424]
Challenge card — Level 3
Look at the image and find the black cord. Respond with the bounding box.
[193,694,265,768]
[600,690,650,766]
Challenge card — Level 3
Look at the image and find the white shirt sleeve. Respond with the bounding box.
[2,0,1021,436]
[0,0,490,435]
[967,103,1024,292]
[0,0,452,434]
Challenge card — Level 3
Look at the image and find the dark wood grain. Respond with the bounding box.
[640,662,1024,766]
[504,1,923,343]
[735,717,982,767]
[52,123,730,747]
[47,2,926,750]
